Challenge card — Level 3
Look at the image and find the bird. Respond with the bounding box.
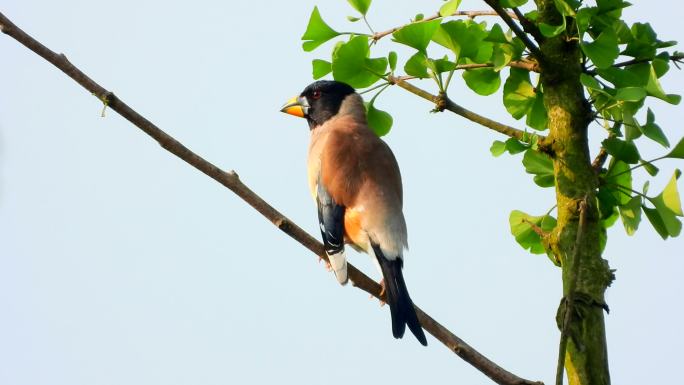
[280,80,427,346]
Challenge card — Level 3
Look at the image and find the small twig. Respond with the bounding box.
[523,218,548,238]
[371,10,518,42]
[585,54,684,75]
[603,155,667,181]
[555,196,589,385]
[591,148,608,172]
[458,60,540,72]
[483,0,543,60]
[0,11,542,385]
[388,75,548,147]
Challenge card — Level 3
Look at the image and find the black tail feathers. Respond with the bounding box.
[373,244,427,346]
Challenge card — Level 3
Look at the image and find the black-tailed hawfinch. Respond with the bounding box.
[281,80,427,346]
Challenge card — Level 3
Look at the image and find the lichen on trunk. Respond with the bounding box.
[535,1,615,384]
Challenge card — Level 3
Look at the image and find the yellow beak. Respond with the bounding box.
[280,96,307,118]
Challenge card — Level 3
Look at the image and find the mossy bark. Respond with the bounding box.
[535,1,614,384]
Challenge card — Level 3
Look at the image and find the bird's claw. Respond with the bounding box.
[318,256,333,272]
[370,278,386,306]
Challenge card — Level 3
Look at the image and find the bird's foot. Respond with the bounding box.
[318,256,333,272]
[370,278,386,306]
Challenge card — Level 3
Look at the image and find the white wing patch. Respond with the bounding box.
[327,251,348,285]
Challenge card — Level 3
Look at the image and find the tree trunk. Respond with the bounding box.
[536,1,614,384]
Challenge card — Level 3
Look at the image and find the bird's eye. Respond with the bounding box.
[312,90,322,99]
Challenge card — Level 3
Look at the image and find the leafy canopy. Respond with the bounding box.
[300,0,682,257]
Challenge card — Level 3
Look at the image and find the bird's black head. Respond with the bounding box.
[281,80,356,129]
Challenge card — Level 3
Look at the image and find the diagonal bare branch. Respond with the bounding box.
[0,11,543,385]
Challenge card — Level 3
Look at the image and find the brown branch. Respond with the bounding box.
[512,7,544,43]
[0,11,542,385]
[371,10,518,42]
[483,0,543,59]
[585,53,684,75]
[393,60,540,82]
[591,148,608,172]
[388,74,548,147]
[456,60,540,72]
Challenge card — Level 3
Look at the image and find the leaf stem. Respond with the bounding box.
[362,15,375,35]
[360,81,391,95]
[604,156,667,180]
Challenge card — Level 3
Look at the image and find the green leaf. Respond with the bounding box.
[490,138,527,157]
[347,16,361,22]
[509,210,557,256]
[602,137,640,164]
[523,149,555,187]
[623,22,658,59]
[388,51,397,72]
[432,20,491,62]
[644,64,681,105]
[643,206,669,239]
[462,68,501,96]
[347,0,371,15]
[331,35,387,88]
[428,56,458,73]
[596,0,630,12]
[581,28,619,69]
[649,169,683,237]
[302,7,341,52]
[641,108,669,147]
[490,140,506,157]
[500,0,528,6]
[621,103,642,141]
[554,0,576,16]
[439,0,462,17]
[658,171,683,216]
[640,160,659,177]
[534,174,556,187]
[652,54,671,77]
[619,196,642,235]
[605,159,632,205]
[485,24,509,44]
[312,59,332,79]
[580,73,606,92]
[365,100,393,137]
[666,137,684,159]
[615,87,647,102]
[404,52,430,78]
[392,19,441,52]
[539,17,566,38]
[597,187,619,222]
[503,68,536,119]
[575,7,597,35]
[526,91,548,131]
[491,43,515,71]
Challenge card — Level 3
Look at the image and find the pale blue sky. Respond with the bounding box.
[1,1,682,384]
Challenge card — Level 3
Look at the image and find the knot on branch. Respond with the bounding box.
[274,217,291,232]
[431,92,447,113]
